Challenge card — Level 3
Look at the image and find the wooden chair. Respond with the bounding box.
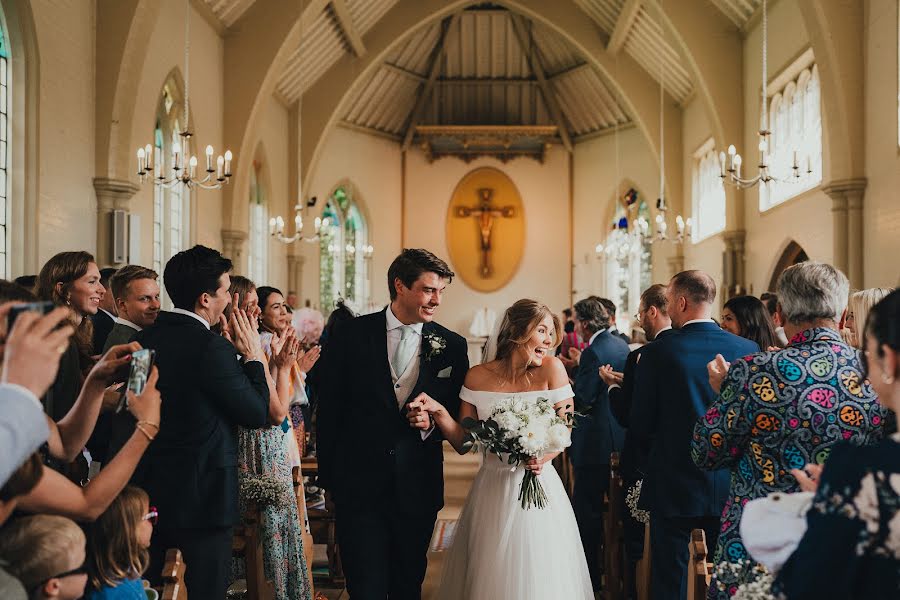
[686,529,713,600]
[160,548,187,600]
[232,503,276,600]
[634,522,652,600]
[603,453,625,600]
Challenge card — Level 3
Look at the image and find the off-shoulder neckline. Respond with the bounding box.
[461,385,573,395]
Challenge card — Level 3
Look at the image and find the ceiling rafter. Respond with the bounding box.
[509,14,573,153]
[607,0,641,54]
[330,0,367,57]
[401,13,460,152]
[382,62,426,82]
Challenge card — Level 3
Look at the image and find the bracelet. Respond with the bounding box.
[135,423,156,442]
[137,421,160,431]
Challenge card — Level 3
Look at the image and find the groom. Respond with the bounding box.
[317,248,469,599]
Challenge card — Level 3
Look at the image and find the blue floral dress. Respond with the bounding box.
[691,328,890,599]
[774,434,900,599]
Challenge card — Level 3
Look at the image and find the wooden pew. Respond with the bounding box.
[160,548,187,600]
[686,529,713,600]
[293,465,331,600]
[603,453,625,600]
[301,457,345,588]
[232,502,276,600]
[634,522,652,600]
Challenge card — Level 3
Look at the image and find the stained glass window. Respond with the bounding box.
[604,191,652,327]
[319,186,370,314]
[692,139,727,241]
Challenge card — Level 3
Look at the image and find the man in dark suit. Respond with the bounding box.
[317,249,468,600]
[90,267,118,353]
[132,245,277,599]
[570,296,630,592]
[102,265,161,352]
[600,283,673,595]
[630,271,759,600]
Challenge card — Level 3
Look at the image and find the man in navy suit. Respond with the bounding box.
[630,271,759,599]
[571,297,630,592]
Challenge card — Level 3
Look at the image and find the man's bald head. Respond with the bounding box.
[667,270,717,327]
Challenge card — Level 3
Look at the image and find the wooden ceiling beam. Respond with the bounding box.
[607,0,642,54]
[330,0,367,57]
[401,13,460,152]
[510,14,573,153]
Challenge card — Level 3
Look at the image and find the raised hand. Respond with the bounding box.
[598,364,624,387]
[126,365,162,429]
[270,328,287,357]
[298,344,321,374]
[707,354,731,394]
[791,463,824,493]
[0,303,76,398]
[87,342,141,388]
[230,306,263,362]
[273,329,300,369]
[567,347,582,365]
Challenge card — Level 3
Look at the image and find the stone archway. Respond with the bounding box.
[767,240,809,291]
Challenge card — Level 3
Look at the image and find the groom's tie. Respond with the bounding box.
[392,325,418,377]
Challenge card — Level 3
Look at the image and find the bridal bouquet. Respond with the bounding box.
[462,396,572,509]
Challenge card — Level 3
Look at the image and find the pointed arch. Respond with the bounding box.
[319,179,372,314]
[767,240,810,292]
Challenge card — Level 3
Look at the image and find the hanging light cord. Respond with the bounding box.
[183,0,190,132]
[658,0,665,207]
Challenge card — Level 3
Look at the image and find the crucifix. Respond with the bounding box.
[454,187,516,278]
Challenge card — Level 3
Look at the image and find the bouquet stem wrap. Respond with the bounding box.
[519,469,548,510]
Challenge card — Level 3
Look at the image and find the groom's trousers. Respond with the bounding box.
[336,503,437,600]
[573,464,610,592]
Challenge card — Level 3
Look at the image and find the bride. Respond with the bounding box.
[407,299,594,600]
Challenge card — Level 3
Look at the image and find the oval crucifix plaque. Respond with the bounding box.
[446,167,525,293]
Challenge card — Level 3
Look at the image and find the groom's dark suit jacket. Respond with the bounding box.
[317,309,468,515]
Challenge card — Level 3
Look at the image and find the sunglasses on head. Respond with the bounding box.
[143,507,159,525]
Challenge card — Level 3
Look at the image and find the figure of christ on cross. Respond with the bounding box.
[454,187,516,278]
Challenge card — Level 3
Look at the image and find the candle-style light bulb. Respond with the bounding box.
[137,147,145,173]
[224,150,233,176]
[269,217,276,235]
[205,145,214,172]
[172,142,182,170]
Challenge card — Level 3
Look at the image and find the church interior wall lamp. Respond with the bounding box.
[135,0,233,190]
[719,0,813,191]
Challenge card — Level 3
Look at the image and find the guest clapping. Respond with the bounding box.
[774,289,900,599]
[695,263,889,600]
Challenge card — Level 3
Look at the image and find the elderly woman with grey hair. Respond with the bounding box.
[692,261,891,600]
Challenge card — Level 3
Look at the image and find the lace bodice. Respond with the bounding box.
[460,385,575,420]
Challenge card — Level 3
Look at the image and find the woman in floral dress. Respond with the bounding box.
[230,278,313,600]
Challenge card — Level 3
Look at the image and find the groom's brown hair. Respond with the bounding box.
[387,249,454,300]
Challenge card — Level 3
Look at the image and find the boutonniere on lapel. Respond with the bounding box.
[422,332,447,362]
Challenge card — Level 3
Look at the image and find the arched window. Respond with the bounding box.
[153,76,191,305]
[761,65,822,210]
[319,185,370,314]
[247,160,268,284]
[692,139,726,241]
[0,20,10,278]
[603,189,652,325]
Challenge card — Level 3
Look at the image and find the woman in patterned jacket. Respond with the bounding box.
[692,262,892,599]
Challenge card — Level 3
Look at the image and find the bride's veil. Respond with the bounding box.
[481,309,509,363]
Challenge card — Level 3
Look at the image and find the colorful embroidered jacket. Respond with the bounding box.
[691,327,890,599]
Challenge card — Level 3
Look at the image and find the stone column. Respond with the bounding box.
[823,178,866,288]
[722,229,747,300]
[221,229,248,274]
[93,177,140,266]
[286,253,306,298]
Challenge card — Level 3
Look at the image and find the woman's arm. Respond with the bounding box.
[266,332,301,425]
[407,396,476,455]
[526,357,573,475]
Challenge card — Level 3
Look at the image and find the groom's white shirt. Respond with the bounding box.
[386,307,432,440]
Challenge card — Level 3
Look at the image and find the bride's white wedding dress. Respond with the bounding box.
[436,385,595,600]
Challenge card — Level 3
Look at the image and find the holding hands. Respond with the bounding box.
[791,463,824,493]
[407,393,442,431]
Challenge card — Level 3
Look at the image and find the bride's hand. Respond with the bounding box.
[407,393,445,431]
[525,456,547,475]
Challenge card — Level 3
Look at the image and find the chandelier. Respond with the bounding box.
[269,197,327,244]
[135,0,233,190]
[719,0,811,189]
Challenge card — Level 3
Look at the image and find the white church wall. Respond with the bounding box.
[740,0,832,295]
[864,0,900,288]
[128,0,224,269]
[572,126,671,313]
[302,125,403,312]
[30,0,96,264]
[256,94,291,292]
[403,147,570,337]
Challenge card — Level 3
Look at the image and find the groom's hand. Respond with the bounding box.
[407,394,434,431]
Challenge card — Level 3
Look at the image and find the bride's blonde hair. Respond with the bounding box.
[493,299,562,383]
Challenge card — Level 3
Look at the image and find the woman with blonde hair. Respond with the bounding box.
[844,287,893,348]
[408,299,595,600]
